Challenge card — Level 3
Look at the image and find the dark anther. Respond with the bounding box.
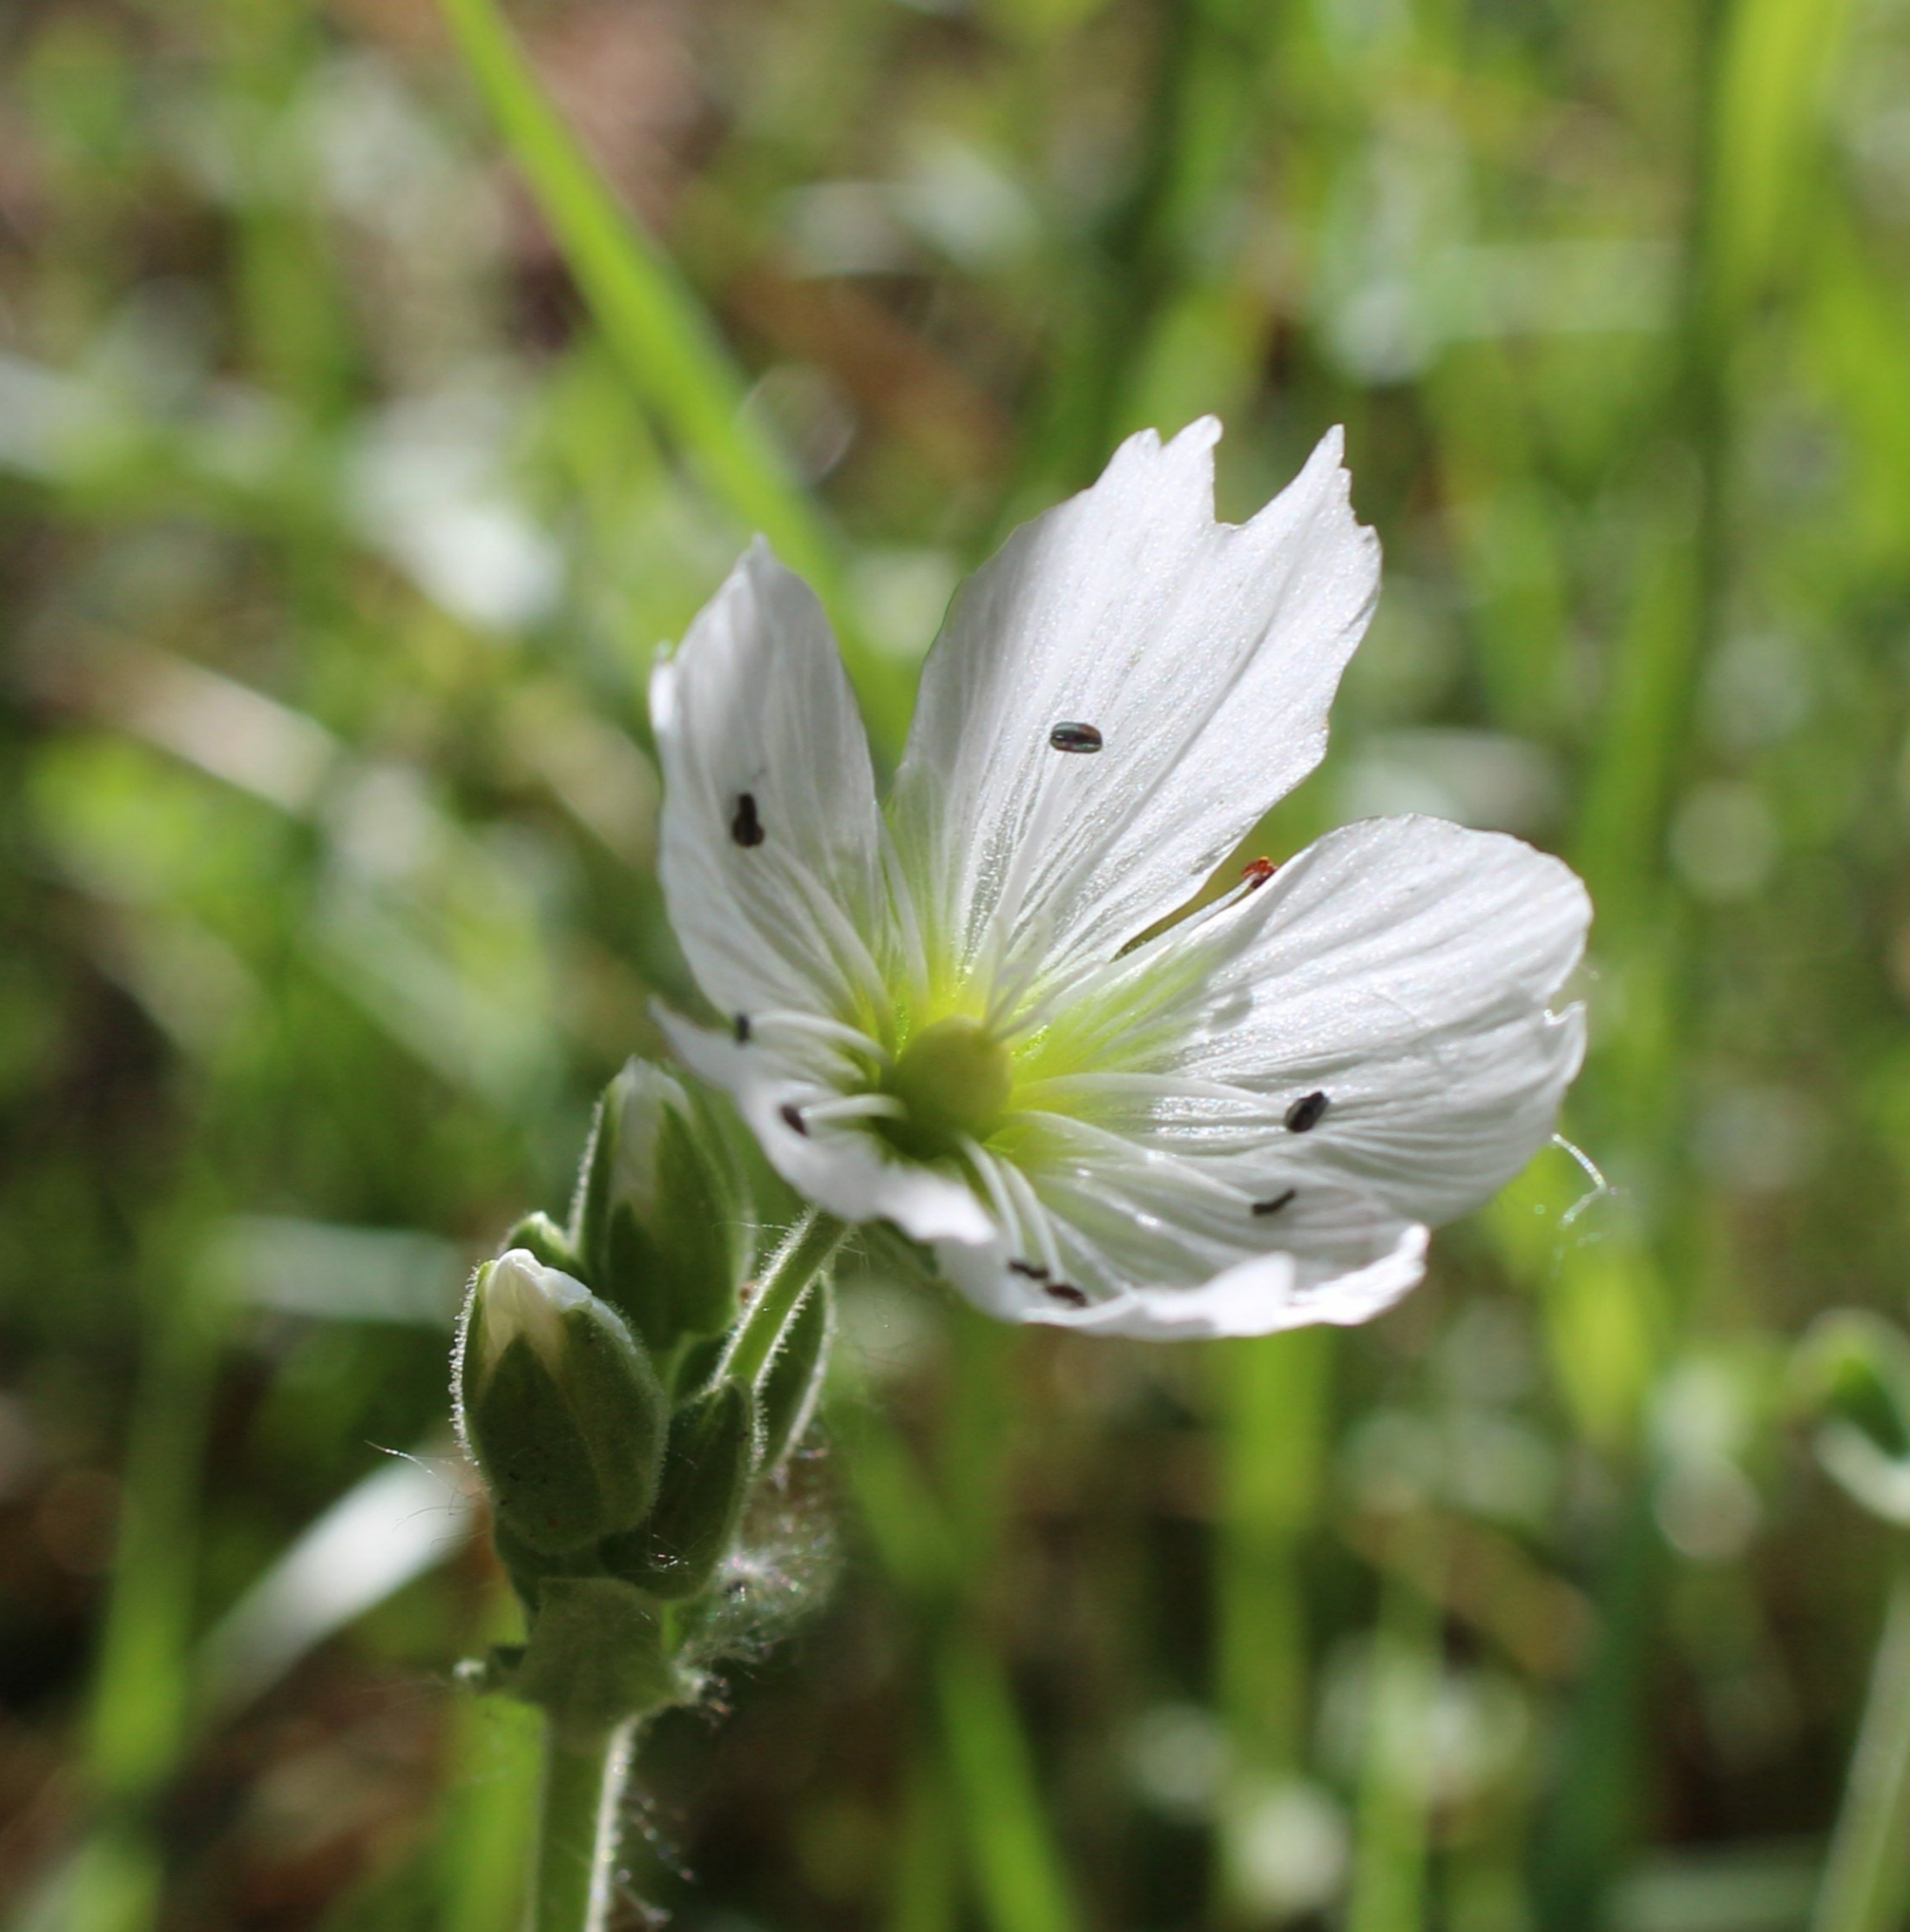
[730,792,765,846]
[1252,1188,1297,1217]
[1009,1259,1050,1279]
[779,1102,808,1137]
[1048,721,1103,754]
[1284,1090,1330,1133]
[1046,1281,1089,1307]
[734,1013,752,1044]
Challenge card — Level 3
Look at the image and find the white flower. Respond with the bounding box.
[650,422,1589,1340]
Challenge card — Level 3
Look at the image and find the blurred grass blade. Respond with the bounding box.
[935,1629,1081,1932]
[1571,492,1703,934]
[435,0,844,611]
[1810,1563,1910,1932]
[1346,1563,1440,1932]
[889,1739,961,1932]
[196,1444,476,1725]
[1708,0,1854,313]
[839,1408,959,1602]
[1215,1330,1332,1911]
[841,1390,1077,1932]
[1531,1489,1665,1932]
[57,1257,234,1932]
[211,1216,466,1326]
[436,1592,544,1932]
[1609,1841,1821,1932]
[1216,1330,1331,1768]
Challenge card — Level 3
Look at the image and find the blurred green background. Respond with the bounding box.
[2,0,1907,1927]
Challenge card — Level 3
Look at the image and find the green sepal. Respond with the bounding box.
[491,1514,604,1606]
[603,1378,757,1600]
[501,1578,698,1727]
[758,1280,832,1470]
[575,1089,616,1292]
[650,1094,747,1339]
[671,1330,728,1401]
[577,1060,750,1354]
[501,1210,577,1274]
[459,1259,670,1556]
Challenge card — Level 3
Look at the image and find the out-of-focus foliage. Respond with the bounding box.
[3,0,1910,1927]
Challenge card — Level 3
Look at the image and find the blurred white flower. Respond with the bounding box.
[650,422,1589,1338]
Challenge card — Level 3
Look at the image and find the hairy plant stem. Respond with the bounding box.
[531,1718,634,1932]
[723,1209,847,1388]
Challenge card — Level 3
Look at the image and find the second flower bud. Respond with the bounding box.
[457,1248,669,1556]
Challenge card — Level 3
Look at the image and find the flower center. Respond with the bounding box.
[879,1014,1014,1163]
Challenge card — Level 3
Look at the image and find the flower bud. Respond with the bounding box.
[578,1060,750,1354]
[603,1378,756,1600]
[500,1210,577,1274]
[458,1249,670,1556]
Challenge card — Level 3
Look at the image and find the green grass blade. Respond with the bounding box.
[435,0,857,640]
[1214,1329,1333,1917]
[1811,1561,1910,1932]
[1345,1560,1441,1932]
[935,1629,1082,1932]
[59,1259,232,1932]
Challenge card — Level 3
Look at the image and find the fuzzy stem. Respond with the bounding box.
[722,1210,846,1389]
[1811,1557,1910,1932]
[530,1718,632,1932]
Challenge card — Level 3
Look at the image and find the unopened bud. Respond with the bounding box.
[577,1060,749,1353]
[500,1210,577,1274]
[458,1249,669,1556]
[604,1378,756,1600]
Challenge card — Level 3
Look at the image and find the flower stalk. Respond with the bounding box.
[532,1720,634,1932]
[721,1210,847,1388]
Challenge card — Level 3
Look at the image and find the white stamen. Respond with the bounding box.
[751,1010,893,1064]
[802,1093,908,1124]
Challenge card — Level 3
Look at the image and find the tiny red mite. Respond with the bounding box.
[1241,857,1276,889]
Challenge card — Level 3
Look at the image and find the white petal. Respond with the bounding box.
[659,1010,994,1246]
[935,1133,1427,1339]
[1127,815,1590,1225]
[652,542,890,1024]
[1066,1229,1427,1340]
[888,422,1378,983]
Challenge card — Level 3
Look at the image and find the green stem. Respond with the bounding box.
[722,1210,846,1389]
[1811,1559,1910,1932]
[530,1718,633,1932]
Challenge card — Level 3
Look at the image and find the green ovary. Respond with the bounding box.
[879,1014,1015,1163]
